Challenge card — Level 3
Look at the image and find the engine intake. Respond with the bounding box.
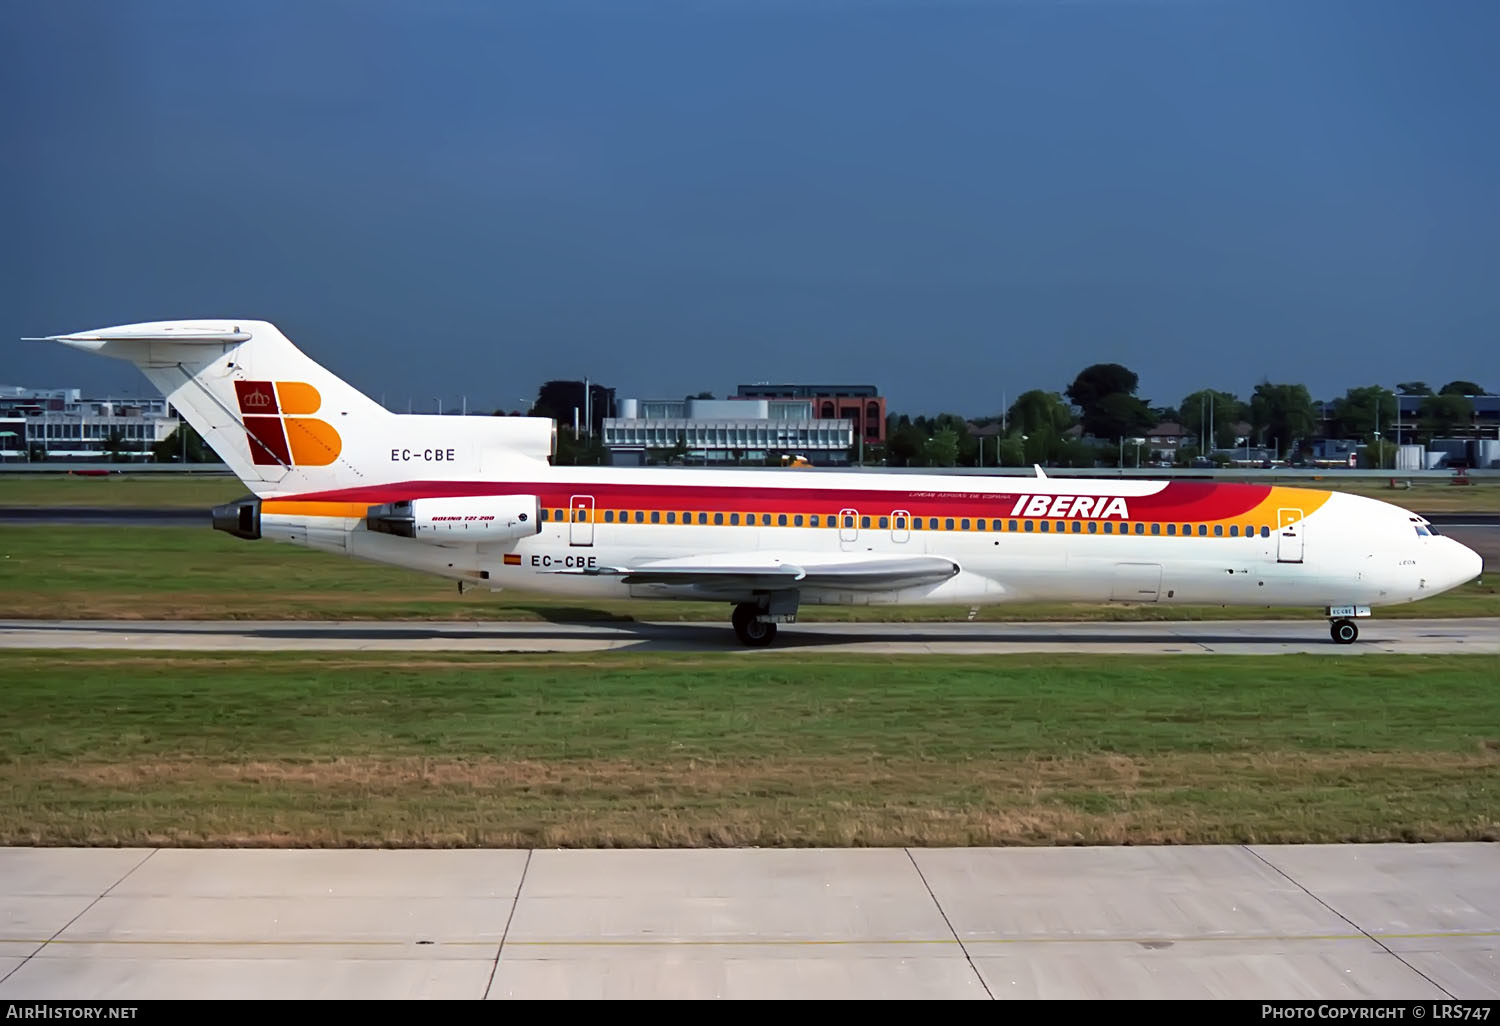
[367,494,541,542]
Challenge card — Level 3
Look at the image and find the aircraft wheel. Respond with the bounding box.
[1330,619,1358,645]
[732,603,777,647]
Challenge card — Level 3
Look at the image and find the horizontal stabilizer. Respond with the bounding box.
[25,325,253,346]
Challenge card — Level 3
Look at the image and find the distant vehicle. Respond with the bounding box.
[28,319,1485,647]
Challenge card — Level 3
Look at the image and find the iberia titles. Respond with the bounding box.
[1008,495,1130,519]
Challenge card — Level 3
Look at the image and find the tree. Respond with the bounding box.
[1179,389,1247,449]
[152,424,216,463]
[1439,381,1485,397]
[886,422,925,466]
[1091,392,1154,442]
[996,437,1025,466]
[1362,438,1397,470]
[1005,390,1074,436]
[104,427,127,463]
[1397,381,1433,396]
[1420,394,1474,439]
[919,428,958,467]
[532,380,615,436]
[1330,386,1396,439]
[1249,382,1317,457]
[1066,363,1139,413]
[1066,363,1149,441]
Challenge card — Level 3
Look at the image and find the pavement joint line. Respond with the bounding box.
[1244,844,1459,1000]
[484,848,531,999]
[1,847,159,986]
[905,847,992,998]
[6,930,1496,948]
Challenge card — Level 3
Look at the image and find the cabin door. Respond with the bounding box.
[1276,508,1304,563]
[570,494,595,546]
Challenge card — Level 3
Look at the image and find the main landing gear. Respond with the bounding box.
[732,602,777,647]
[1329,618,1359,645]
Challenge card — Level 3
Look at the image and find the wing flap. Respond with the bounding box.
[556,553,959,591]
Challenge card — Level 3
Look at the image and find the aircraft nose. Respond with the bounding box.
[1444,538,1484,590]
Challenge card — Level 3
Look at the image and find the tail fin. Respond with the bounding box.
[27,319,554,497]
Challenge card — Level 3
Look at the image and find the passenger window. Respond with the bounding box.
[843,516,854,528]
[960,518,970,530]
[1198,524,1207,536]
[1135,523,1144,535]
[976,519,986,531]
[1024,520,1033,532]
[860,516,869,528]
[1071,521,1081,533]
[605,510,614,523]
[879,517,889,529]
[1056,521,1065,533]
[1008,519,1018,531]
[810,515,819,527]
[929,518,938,530]
[1214,525,1223,536]
[714,513,724,525]
[1040,521,1049,532]
[635,511,644,523]
[541,508,549,521]
[794,515,804,527]
[945,518,955,530]
[730,513,740,525]
[1151,523,1160,535]
[1261,526,1270,538]
[699,513,708,524]
[782,514,791,527]
[1103,522,1112,534]
[1088,522,1097,533]
[1167,524,1176,536]
[1230,525,1238,537]
[667,512,676,524]
[651,511,661,524]
[555,509,564,521]
[992,520,1002,531]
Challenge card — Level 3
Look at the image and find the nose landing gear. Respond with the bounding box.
[1330,618,1358,644]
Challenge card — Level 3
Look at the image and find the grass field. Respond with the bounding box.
[2,651,1495,848]
[1,470,1498,512]
[1,525,1496,621]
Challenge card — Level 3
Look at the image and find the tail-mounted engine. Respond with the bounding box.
[212,495,262,540]
[366,495,542,542]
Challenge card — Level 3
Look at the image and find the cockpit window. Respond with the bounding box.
[1415,525,1431,537]
[1427,525,1441,536]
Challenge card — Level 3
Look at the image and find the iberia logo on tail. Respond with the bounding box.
[234,381,342,467]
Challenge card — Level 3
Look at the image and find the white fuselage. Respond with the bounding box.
[258,465,1483,612]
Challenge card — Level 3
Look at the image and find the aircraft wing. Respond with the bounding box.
[554,553,960,591]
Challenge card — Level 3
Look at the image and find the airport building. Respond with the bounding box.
[732,384,886,446]
[603,394,861,466]
[0,385,182,462]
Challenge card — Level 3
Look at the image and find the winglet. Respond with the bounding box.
[1034,464,1047,478]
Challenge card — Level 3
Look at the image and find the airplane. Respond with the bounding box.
[27,319,1485,647]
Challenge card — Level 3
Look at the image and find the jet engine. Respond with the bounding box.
[366,495,541,541]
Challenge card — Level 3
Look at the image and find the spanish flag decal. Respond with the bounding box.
[504,554,522,566]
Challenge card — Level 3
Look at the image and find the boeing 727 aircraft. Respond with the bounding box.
[29,320,1484,646]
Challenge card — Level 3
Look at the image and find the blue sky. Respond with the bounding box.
[4,0,1497,418]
